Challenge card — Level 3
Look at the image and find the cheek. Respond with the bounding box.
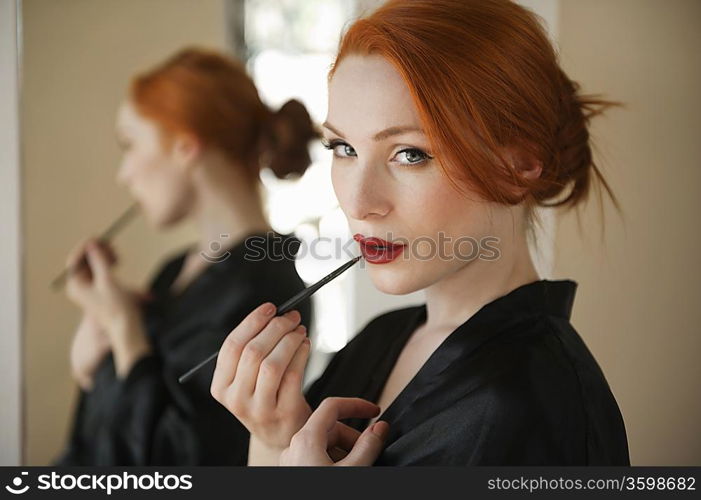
[331,163,351,213]
[151,164,190,207]
[399,176,493,268]
[126,149,165,185]
[418,179,490,238]
[395,172,463,238]
[135,149,178,190]
[131,151,191,223]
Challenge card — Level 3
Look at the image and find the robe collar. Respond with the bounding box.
[374,279,578,432]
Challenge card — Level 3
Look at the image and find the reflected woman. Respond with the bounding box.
[54,48,315,465]
[209,0,630,466]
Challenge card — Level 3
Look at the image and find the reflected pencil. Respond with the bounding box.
[50,203,140,291]
[178,255,363,384]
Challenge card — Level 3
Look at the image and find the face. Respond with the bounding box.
[115,100,194,227]
[325,55,514,295]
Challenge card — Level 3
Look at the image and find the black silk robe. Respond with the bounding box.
[54,232,312,465]
[304,279,630,465]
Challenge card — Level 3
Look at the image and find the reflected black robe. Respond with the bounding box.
[54,232,312,465]
[304,279,630,465]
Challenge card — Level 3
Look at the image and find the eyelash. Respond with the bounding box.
[321,139,433,166]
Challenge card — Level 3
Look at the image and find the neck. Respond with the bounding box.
[190,153,272,258]
[421,222,540,335]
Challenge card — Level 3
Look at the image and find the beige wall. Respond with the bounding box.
[555,0,701,464]
[21,0,227,465]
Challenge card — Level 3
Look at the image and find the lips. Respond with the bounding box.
[353,233,406,264]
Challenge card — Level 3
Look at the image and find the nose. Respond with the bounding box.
[342,162,392,222]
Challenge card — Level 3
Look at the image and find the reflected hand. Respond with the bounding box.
[69,312,110,391]
[65,237,151,376]
[65,237,133,329]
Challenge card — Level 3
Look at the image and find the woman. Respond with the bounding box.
[210,0,630,466]
[54,48,315,465]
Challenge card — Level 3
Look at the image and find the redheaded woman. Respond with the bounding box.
[55,48,315,465]
[211,0,630,465]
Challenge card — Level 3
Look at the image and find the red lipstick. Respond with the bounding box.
[353,233,406,264]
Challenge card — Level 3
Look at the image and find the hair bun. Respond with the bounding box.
[536,69,620,210]
[263,99,320,179]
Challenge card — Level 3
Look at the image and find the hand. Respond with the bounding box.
[210,302,312,453]
[65,237,151,377]
[69,313,111,391]
[279,397,390,466]
[65,237,130,329]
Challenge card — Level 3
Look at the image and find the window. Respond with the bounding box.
[231,0,364,383]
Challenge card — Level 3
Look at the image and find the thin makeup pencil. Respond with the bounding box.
[50,203,140,291]
[178,255,363,384]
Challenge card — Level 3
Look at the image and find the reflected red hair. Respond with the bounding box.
[130,47,317,181]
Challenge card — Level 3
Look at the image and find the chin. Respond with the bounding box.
[365,262,427,295]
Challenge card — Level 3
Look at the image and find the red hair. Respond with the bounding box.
[331,0,620,219]
[130,47,317,181]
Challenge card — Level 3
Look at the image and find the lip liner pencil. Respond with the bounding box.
[50,203,140,291]
[178,255,363,384]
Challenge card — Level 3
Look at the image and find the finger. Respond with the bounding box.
[231,310,302,398]
[328,446,348,462]
[65,237,95,282]
[85,241,112,283]
[65,267,92,305]
[135,290,154,303]
[305,397,380,440]
[65,237,94,269]
[327,421,361,452]
[210,302,276,397]
[100,241,118,266]
[253,324,307,408]
[74,372,91,391]
[277,336,311,411]
[339,421,389,466]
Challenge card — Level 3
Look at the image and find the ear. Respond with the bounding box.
[502,146,543,200]
[171,132,202,172]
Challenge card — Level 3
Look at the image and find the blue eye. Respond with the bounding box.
[322,139,357,158]
[321,139,433,167]
[393,148,432,166]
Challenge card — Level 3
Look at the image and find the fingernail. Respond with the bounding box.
[372,421,389,439]
[262,303,275,315]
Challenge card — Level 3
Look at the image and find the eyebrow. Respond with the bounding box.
[322,121,424,141]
